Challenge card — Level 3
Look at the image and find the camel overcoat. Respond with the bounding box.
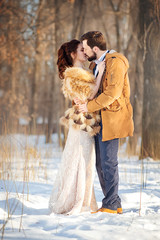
[87,52,134,141]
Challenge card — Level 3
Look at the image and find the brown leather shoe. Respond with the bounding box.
[91,207,117,214]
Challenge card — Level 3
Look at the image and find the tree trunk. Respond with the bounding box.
[127,49,144,155]
[29,1,44,133]
[125,1,144,156]
[140,0,160,160]
[108,0,124,52]
[71,0,86,39]
[46,0,60,143]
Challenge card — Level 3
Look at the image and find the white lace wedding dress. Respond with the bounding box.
[48,127,98,215]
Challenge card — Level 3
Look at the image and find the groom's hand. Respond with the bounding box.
[78,102,88,113]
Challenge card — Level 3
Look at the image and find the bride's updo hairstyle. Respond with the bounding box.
[57,39,80,79]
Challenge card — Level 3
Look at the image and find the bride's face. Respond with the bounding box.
[74,43,87,63]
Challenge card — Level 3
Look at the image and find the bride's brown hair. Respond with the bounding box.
[57,39,80,79]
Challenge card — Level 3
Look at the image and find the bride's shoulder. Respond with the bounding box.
[64,67,94,83]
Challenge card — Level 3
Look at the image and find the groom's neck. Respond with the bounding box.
[96,50,107,60]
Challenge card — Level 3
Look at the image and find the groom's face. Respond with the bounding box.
[82,40,97,62]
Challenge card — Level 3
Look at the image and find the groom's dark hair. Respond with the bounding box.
[80,31,106,50]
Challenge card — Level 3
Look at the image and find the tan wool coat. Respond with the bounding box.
[87,52,134,141]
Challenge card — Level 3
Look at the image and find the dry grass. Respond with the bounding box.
[0,133,48,240]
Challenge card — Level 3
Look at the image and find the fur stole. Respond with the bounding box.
[62,67,95,101]
[60,105,101,136]
[60,67,101,136]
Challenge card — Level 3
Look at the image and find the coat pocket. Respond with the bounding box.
[103,97,125,112]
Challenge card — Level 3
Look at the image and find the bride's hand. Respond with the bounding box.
[74,97,84,105]
[97,60,105,74]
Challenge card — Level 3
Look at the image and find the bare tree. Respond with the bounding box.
[45,0,59,143]
[71,0,86,39]
[140,0,160,159]
[108,0,125,52]
[123,0,144,155]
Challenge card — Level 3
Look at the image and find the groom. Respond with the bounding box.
[78,31,134,214]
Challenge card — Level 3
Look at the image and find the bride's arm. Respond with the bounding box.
[88,61,105,100]
[74,61,105,105]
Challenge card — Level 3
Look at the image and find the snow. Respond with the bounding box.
[0,134,160,240]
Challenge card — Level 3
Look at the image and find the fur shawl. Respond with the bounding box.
[60,67,101,136]
[62,67,95,101]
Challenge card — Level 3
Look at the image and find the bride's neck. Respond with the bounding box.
[73,60,83,68]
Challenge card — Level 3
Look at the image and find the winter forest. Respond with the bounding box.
[0,0,159,158]
[0,0,160,240]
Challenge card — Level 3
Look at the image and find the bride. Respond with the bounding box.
[49,39,105,215]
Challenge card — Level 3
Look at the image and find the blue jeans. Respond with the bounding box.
[95,122,121,209]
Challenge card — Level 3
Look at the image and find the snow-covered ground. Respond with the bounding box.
[0,134,160,240]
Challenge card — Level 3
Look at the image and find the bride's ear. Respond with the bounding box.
[71,52,76,60]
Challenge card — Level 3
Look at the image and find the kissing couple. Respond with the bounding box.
[49,31,134,215]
